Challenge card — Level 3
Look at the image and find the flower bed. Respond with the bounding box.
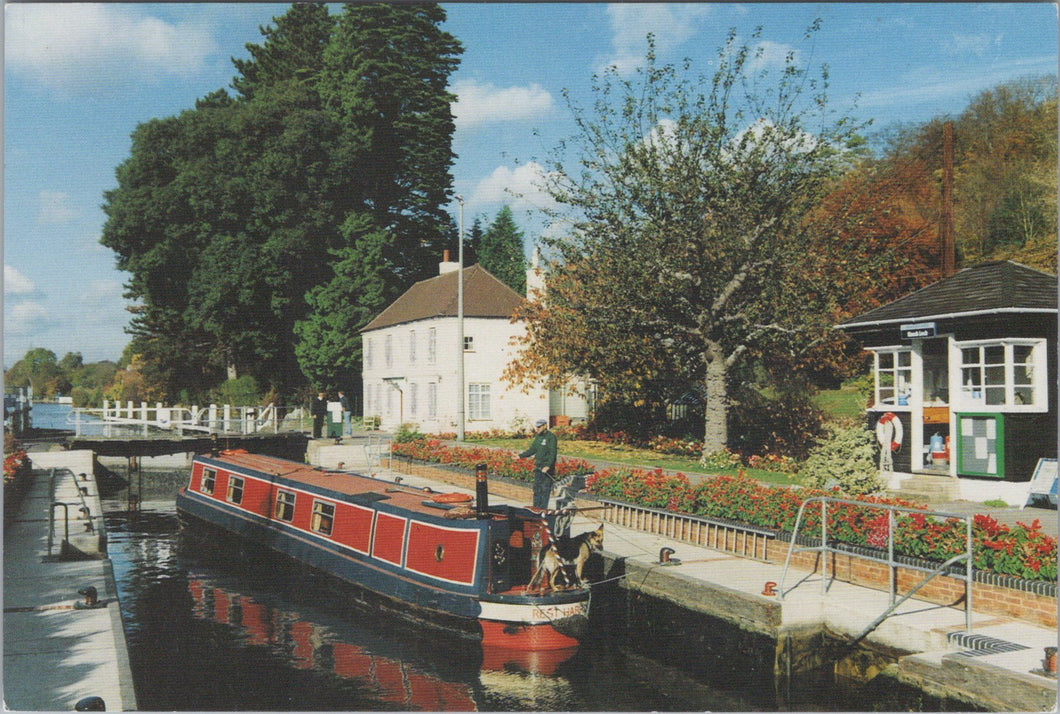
[585,468,1057,582]
[3,446,32,523]
[392,439,593,483]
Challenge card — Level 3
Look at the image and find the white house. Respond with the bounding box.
[361,255,588,433]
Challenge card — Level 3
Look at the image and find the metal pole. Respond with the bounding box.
[821,500,828,595]
[455,195,465,442]
[888,507,896,606]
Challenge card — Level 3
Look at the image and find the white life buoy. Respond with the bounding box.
[876,412,903,452]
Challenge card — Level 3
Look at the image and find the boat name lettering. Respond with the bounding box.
[532,602,586,620]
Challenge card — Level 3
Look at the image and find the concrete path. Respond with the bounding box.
[3,451,137,712]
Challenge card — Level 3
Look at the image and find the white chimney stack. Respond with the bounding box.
[440,249,459,274]
[526,247,545,298]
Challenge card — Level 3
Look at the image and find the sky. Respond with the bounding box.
[4,2,1057,367]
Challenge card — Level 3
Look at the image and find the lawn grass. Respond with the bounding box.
[467,437,804,487]
[813,385,868,421]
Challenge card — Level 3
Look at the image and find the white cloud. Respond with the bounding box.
[6,4,219,90]
[37,191,79,224]
[4,301,49,335]
[470,162,558,213]
[4,266,35,296]
[452,80,554,128]
[945,33,1000,57]
[747,41,800,73]
[600,4,713,74]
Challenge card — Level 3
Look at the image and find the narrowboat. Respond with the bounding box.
[176,450,591,650]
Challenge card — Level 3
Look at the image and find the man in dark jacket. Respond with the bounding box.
[520,418,557,509]
[311,391,327,439]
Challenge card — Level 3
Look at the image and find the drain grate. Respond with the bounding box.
[948,632,1030,657]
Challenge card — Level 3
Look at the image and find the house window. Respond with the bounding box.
[226,476,244,505]
[409,330,417,364]
[201,468,216,495]
[365,338,373,369]
[385,334,393,367]
[428,328,436,364]
[875,349,912,407]
[428,383,437,419]
[468,383,491,420]
[959,340,1044,409]
[409,382,418,416]
[386,387,394,415]
[311,500,335,536]
[274,490,296,522]
[464,335,475,352]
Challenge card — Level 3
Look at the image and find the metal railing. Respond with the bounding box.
[776,496,974,634]
[597,498,776,562]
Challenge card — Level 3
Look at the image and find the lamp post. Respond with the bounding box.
[455,195,465,441]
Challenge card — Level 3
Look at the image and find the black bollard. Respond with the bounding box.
[74,696,106,711]
[475,463,489,518]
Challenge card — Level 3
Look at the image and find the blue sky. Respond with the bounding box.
[4,3,1057,366]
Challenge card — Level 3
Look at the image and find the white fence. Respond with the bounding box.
[70,401,297,437]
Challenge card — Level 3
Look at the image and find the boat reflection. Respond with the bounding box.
[186,577,581,711]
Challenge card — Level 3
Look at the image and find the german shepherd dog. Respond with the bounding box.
[528,524,604,592]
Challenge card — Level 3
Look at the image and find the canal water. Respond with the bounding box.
[101,482,969,712]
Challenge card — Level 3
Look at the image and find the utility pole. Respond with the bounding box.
[940,121,956,278]
[455,196,465,442]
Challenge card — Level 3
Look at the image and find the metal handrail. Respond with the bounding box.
[776,495,973,634]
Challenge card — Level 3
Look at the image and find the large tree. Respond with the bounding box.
[101,4,462,401]
[508,28,866,454]
[478,206,526,293]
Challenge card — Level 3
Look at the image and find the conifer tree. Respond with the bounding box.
[478,206,526,293]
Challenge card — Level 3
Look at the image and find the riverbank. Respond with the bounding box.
[3,450,137,711]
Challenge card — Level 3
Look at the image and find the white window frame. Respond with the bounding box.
[226,475,245,505]
[385,334,393,367]
[274,489,296,522]
[873,347,913,410]
[201,468,216,495]
[409,330,416,364]
[468,383,491,421]
[409,382,418,417]
[365,338,373,369]
[310,500,335,536]
[428,327,436,364]
[955,338,1047,412]
[428,382,437,419]
[464,335,475,352]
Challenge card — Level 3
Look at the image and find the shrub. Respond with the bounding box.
[800,423,883,495]
[394,423,426,443]
[212,376,261,407]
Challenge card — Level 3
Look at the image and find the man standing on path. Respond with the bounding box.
[311,391,328,439]
[338,390,351,437]
[520,418,557,510]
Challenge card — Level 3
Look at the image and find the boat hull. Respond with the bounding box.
[175,454,589,650]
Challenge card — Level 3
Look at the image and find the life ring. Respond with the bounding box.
[876,412,903,452]
[431,492,473,504]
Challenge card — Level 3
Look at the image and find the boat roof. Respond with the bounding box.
[200,451,482,517]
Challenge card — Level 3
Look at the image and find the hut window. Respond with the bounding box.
[875,350,912,407]
[201,468,216,495]
[226,476,244,505]
[311,500,335,536]
[959,340,1044,409]
[274,490,296,522]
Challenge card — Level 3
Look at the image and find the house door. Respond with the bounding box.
[919,338,950,472]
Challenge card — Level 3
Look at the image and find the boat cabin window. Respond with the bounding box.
[201,468,216,495]
[311,500,335,536]
[226,476,244,505]
[274,490,296,522]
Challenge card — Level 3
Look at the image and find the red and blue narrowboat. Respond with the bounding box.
[176,450,590,650]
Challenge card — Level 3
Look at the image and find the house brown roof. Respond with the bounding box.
[361,264,525,332]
